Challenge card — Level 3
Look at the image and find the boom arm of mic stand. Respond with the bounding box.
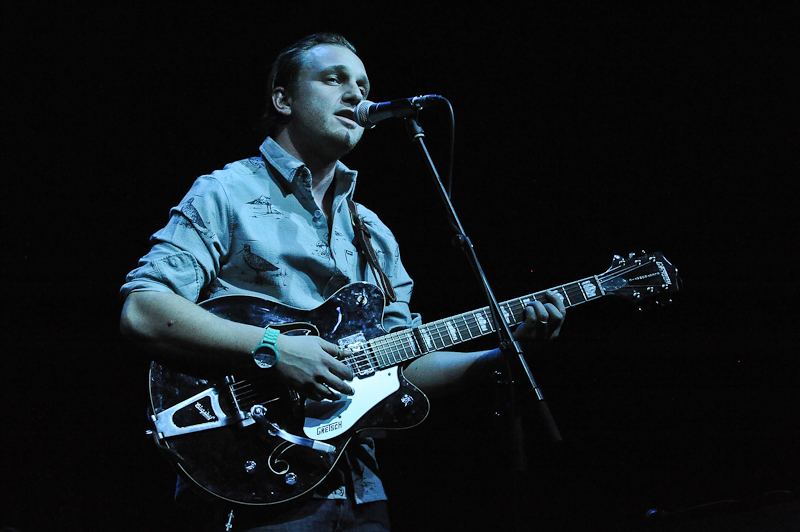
[403,117,562,447]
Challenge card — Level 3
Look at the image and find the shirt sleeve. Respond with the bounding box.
[120,174,232,302]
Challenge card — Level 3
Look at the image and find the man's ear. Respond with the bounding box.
[272,87,291,118]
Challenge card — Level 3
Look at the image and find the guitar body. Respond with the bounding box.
[147,252,680,506]
[148,283,430,506]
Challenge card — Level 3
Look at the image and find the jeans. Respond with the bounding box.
[208,498,391,532]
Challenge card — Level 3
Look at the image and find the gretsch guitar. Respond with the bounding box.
[147,251,679,505]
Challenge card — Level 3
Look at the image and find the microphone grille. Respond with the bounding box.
[354,100,374,127]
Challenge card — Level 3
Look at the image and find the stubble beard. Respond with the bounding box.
[314,122,363,162]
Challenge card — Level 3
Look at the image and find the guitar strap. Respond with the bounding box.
[347,197,398,303]
[260,154,397,302]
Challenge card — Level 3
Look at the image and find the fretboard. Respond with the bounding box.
[359,275,606,371]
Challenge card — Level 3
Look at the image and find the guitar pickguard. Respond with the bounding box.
[303,367,401,439]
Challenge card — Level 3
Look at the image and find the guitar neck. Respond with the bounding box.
[364,275,606,370]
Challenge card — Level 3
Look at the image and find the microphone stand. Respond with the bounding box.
[405,117,562,530]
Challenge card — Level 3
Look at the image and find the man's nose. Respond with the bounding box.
[342,82,364,104]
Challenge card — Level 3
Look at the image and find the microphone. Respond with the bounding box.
[353,95,442,127]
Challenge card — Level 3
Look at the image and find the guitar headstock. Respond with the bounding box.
[599,251,680,304]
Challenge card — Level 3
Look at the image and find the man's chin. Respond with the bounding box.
[333,129,364,156]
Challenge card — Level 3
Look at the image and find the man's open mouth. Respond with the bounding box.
[335,109,360,127]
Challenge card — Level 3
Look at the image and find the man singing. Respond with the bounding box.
[120,32,565,531]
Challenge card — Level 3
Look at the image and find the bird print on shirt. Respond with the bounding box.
[178,197,216,239]
[238,244,279,284]
[206,278,228,295]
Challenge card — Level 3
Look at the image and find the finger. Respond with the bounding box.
[309,382,340,401]
[543,303,564,324]
[328,357,354,382]
[313,376,354,399]
[544,290,567,314]
[319,340,355,381]
[542,304,565,339]
[528,301,550,325]
[325,374,355,396]
[518,305,541,334]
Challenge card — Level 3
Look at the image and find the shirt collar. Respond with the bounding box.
[259,137,358,198]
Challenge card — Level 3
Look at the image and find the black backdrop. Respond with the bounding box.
[3,3,798,531]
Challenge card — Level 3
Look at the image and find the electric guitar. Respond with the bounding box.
[147,251,679,505]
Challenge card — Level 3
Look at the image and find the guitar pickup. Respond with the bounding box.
[150,387,254,440]
[338,332,375,377]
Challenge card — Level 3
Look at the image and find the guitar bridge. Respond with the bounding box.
[150,386,254,440]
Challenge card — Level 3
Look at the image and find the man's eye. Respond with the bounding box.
[326,76,339,84]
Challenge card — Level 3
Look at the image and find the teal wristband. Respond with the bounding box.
[259,327,280,351]
[252,326,280,369]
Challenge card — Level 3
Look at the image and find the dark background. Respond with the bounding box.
[2,3,798,531]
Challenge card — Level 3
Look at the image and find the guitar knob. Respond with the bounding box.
[244,460,257,474]
[285,472,298,485]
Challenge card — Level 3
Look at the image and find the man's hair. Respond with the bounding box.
[258,33,359,136]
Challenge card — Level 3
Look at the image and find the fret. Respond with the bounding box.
[376,336,392,365]
[576,280,588,301]
[377,335,395,365]
[365,346,380,371]
[557,285,573,306]
[519,296,535,325]
[516,297,529,321]
[574,281,590,303]
[371,329,415,370]
[397,330,417,360]
[388,334,407,363]
[459,316,476,340]
[476,308,493,334]
[564,282,582,306]
[369,338,385,368]
[366,338,384,369]
[500,304,512,327]
[408,327,423,357]
[411,326,431,355]
[464,310,481,335]
[451,316,469,342]
[435,320,451,348]
[583,277,602,299]
[428,322,446,350]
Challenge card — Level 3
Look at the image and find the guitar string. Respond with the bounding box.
[351,278,598,369]
[230,381,276,409]
[228,261,671,403]
[361,260,669,364]
[351,270,621,369]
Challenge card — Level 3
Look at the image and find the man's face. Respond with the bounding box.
[283,44,371,161]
